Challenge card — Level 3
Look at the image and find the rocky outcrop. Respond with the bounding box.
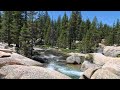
[73,53,119,66]
[80,60,101,72]
[103,46,120,57]
[0,65,71,79]
[0,49,13,53]
[91,69,120,79]
[0,53,43,67]
[68,53,110,66]
[81,64,120,79]
[83,67,100,79]
[0,51,11,58]
[0,65,21,78]
[0,44,71,79]
[66,55,82,64]
[81,53,120,79]
[102,59,120,76]
[92,53,110,66]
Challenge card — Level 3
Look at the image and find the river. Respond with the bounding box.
[40,54,83,79]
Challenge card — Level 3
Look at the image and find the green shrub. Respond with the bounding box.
[85,53,93,63]
[117,54,120,57]
[79,56,85,64]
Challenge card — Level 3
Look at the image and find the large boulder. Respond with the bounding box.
[0,65,21,78]
[83,67,100,79]
[102,59,120,76]
[0,65,71,79]
[92,53,110,66]
[80,60,101,72]
[66,55,82,64]
[91,68,120,79]
[103,46,120,57]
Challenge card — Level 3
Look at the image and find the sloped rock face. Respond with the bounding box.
[92,53,110,66]
[9,53,43,66]
[102,59,120,76]
[80,53,120,79]
[0,43,71,79]
[0,51,71,79]
[0,65,71,79]
[0,56,43,67]
[83,67,100,79]
[0,48,43,67]
[91,69,120,79]
[0,51,11,58]
[0,49,13,53]
[0,65,21,78]
[80,60,101,72]
[103,46,120,57]
[82,54,120,79]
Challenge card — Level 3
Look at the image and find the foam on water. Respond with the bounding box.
[43,54,57,59]
[46,62,83,78]
[58,68,83,76]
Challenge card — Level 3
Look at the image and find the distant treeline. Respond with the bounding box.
[0,11,120,57]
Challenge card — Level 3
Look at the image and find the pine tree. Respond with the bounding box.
[50,19,56,47]
[27,11,37,57]
[44,16,51,45]
[0,11,2,42]
[53,20,58,46]
[79,30,93,53]
[103,24,111,44]
[80,21,87,39]
[79,16,99,53]
[69,11,77,46]
[68,11,82,49]
[116,19,120,45]
[20,24,31,57]
[35,11,45,45]
[114,19,120,45]
[68,11,76,49]
[76,11,82,41]
[56,15,62,47]
[98,21,104,39]
[90,16,100,50]
[112,22,116,45]
[58,12,68,48]
[12,11,24,53]
[85,19,91,31]
[105,23,114,45]
[19,11,31,57]
[1,11,13,46]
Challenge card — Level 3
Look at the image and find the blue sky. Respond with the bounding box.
[48,11,120,26]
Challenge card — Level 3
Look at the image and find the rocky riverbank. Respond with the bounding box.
[66,44,120,79]
[80,53,120,79]
[0,43,71,79]
[1,42,120,79]
[25,45,120,79]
